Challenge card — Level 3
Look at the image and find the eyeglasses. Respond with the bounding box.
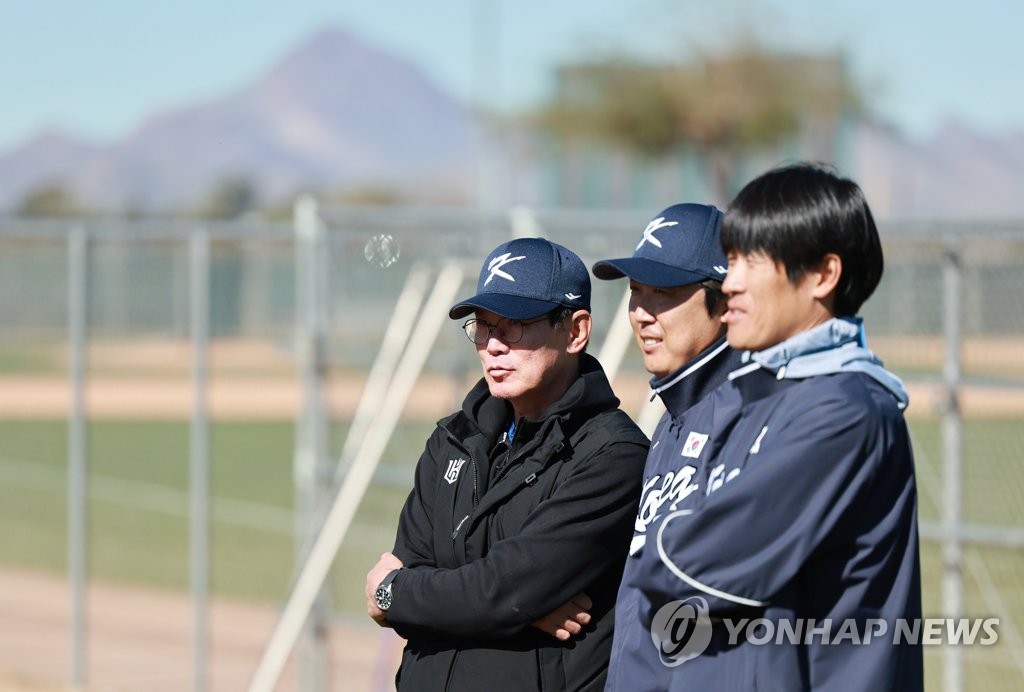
[461,315,551,345]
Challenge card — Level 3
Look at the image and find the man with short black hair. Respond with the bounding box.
[365,237,649,691]
[612,163,923,691]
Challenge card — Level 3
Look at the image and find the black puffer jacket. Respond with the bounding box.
[387,353,650,691]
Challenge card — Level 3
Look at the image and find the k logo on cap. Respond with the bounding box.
[593,203,727,288]
[485,252,526,286]
[450,237,591,320]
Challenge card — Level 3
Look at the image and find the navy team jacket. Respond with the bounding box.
[606,318,924,692]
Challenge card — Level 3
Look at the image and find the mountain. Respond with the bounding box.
[0,28,479,213]
[4,29,1024,220]
[850,119,1024,221]
[0,133,102,205]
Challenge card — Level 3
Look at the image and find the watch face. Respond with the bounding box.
[375,585,393,611]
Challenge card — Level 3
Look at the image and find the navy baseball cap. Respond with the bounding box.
[592,203,727,287]
[449,237,591,320]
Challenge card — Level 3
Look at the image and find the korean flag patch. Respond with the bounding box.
[681,432,709,459]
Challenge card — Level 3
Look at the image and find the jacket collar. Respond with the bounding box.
[728,317,909,409]
[749,316,864,372]
[446,352,620,444]
[650,335,742,418]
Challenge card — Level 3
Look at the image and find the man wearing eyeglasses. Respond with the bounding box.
[365,237,650,691]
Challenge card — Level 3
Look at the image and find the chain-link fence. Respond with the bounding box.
[0,207,1022,691]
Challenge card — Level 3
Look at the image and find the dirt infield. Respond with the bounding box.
[0,374,465,421]
[0,374,1021,421]
[2,337,1022,421]
[0,568,403,692]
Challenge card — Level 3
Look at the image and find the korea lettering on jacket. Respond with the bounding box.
[629,381,745,559]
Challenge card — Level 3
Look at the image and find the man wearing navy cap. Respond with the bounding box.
[584,203,745,689]
[612,165,922,691]
[365,237,650,691]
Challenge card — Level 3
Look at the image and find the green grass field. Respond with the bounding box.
[0,418,431,611]
[1,417,1022,688]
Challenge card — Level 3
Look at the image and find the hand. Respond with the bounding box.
[530,592,593,640]
[365,551,404,627]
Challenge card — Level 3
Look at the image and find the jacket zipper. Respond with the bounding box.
[493,417,530,484]
[442,429,480,506]
[450,514,470,540]
[445,419,558,544]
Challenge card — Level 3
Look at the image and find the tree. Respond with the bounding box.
[196,177,258,219]
[538,45,864,205]
[16,183,82,218]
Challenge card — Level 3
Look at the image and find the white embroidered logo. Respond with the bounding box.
[565,292,582,300]
[636,217,678,250]
[713,265,728,274]
[681,432,709,459]
[485,253,526,285]
[707,464,742,495]
[750,426,769,454]
[444,458,467,485]
[631,465,699,554]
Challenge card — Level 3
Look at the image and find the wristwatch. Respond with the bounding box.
[374,569,401,611]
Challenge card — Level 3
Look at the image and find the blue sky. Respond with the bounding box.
[1,0,1019,153]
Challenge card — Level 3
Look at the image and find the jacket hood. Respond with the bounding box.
[732,317,909,409]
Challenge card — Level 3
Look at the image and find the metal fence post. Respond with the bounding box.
[67,225,89,689]
[190,227,211,692]
[334,263,432,485]
[942,238,964,692]
[247,262,466,692]
[294,195,330,691]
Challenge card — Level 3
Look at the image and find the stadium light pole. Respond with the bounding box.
[473,0,502,214]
